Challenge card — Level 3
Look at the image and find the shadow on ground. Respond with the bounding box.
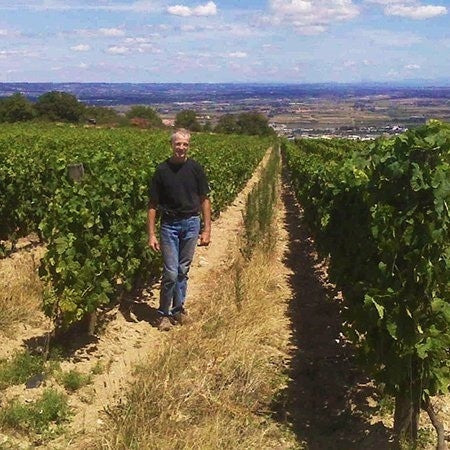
[272,175,393,450]
[24,284,161,359]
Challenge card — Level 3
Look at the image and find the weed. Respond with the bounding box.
[91,359,104,375]
[0,389,70,436]
[0,351,45,390]
[58,369,92,392]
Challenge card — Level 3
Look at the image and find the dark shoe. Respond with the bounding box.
[158,316,173,331]
[172,309,192,325]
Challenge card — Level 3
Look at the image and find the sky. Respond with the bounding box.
[0,0,449,83]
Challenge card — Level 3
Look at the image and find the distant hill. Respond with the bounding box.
[1,82,449,106]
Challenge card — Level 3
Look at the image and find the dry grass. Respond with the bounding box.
[0,248,45,336]
[95,241,296,450]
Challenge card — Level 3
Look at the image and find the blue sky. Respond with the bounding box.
[0,0,448,83]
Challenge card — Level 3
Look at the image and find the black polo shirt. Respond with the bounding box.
[149,158,210,218]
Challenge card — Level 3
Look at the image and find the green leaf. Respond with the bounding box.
[365,294,384,319]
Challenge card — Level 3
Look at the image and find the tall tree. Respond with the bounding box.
[236,112,275,136]
[35,91,85,123]
[174,110,201,132]
[215,114,239,134]
[126,105,163,128]
[0,93,35,122]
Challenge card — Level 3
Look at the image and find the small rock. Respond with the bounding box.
[25,373,45,389]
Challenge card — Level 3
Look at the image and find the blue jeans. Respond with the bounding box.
[159,215,201,316]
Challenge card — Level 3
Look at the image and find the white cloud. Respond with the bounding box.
[405,63,421,69]
[75,28,126,38]
[167,4,191,16]
[228,51,247,58]
[99,28,125,37]
[0,29,7,36]
[0,1,160,12]
[167,1,217,17]
[124,37,153,44]
[193,1,216,16]
[105,40,160,55]
[78,62,89,69]
[268,0,359,34]
[359,29,422,46]
[366,0,412,4]
[70,44,90,52]
[107,45,129,54]
[367,0,447,19]
[385,4,447,19]
[0,49,35,57]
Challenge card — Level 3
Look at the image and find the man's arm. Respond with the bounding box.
[148,200,160,252]
[199,196,211,246]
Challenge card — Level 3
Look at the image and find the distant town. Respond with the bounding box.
[1,82,449,140]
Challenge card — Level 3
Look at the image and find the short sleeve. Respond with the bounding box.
[149,170,161,205]
[196,164,210,197]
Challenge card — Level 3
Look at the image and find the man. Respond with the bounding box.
[148,128,211,331]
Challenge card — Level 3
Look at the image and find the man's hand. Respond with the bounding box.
[199,230,211,246]
[149,235,160,252]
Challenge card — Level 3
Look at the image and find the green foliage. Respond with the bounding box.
[202,120,212,132]
[0,123,269,327]
[0,389,70,435]
[58,369,92,392]
[215,112,275,137]
[0,351,45,389]
[174,109,201,132]
[84,105,121,125]
[35,91,85,123]
[91,359,105,375]
[126,105,163,128]
[215,114,240,134]
[284,121,450,436]
[0,93,35,122]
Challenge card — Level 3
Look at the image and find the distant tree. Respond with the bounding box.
[84,105,121,125]
[202,120,212,132]
[215,112,275,136]
[35,91,85,123]
[0,93,35,123]
[214,114,239,134]
[175,109,201,132]
[236,112,275,136]
[126,105,163,128]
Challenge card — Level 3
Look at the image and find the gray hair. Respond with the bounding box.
[171,128,191,144]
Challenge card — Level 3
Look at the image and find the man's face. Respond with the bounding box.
[171,135,190,161]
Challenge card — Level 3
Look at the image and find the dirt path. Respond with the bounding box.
[38,148,273,446]
[274,171,393,450]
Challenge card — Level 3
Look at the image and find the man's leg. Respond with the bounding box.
[171,216,201,314]
[159,220,180,317]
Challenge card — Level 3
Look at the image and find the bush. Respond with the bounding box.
[0,93,35,122]
[126,105,163,128]
[215,112,275,136]
[174,109,202,132]
[35,91,85,123]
